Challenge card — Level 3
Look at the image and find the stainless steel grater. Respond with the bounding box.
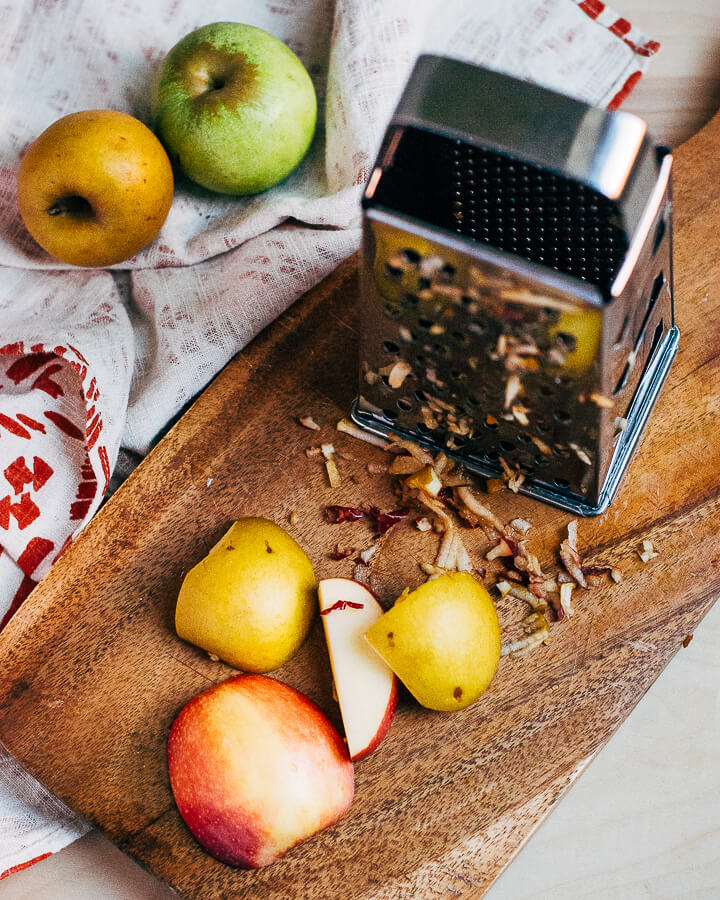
[351,55,679,516]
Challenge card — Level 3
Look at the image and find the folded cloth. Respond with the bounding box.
[0,0,658,879]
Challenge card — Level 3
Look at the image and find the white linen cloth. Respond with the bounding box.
[0,0,658,879]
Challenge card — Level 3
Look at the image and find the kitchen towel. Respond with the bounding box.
[0,0,658,879]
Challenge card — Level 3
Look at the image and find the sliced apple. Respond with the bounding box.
[318,578,398,761]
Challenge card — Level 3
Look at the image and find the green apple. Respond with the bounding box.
[152,22,317,195]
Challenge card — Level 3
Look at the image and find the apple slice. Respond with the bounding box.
[318,578,398,760]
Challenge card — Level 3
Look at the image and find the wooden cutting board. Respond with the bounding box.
[0,112,719,900]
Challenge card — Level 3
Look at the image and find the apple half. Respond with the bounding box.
[318,578,398,760]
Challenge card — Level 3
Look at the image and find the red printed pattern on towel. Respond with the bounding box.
[574,0,660,57]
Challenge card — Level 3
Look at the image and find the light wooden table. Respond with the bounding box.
[2,3,719,898]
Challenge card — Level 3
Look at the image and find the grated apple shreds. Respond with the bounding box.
[559,582,575,619]
[359,545,378,564]
[638,539,659,563]
[501,613,551,656]
[298,415,320,430]
[378,360,407,383]
[321,443,341,488]
[509,518,532,534]
[330,424,626,651]
[387,438,435,465]
[455,485,505,533]
[389,455,425,475]
[560,519,587,588]
[335,417,390,449]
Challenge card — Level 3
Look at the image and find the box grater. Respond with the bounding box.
[351,55,679,516]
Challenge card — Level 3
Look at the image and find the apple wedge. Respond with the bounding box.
[318,578,398,760]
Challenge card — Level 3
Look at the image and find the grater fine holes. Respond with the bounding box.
[383,340,399,354]
[499,440,515,452]
[372,128,628,293]
[383,408,399,420]
[554,477,571,488]
[554,410,571,423]
[397,398,413,411]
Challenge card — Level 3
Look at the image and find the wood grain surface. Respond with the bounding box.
[0,111,718,899]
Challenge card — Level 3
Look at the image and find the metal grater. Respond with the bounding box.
[351,55,679,516]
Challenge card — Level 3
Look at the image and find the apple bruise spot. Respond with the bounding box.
[387,631,395,648]
[46,195,94,221]
[453,686,463,701]
[181,43,261,114]
[265,540,273,554]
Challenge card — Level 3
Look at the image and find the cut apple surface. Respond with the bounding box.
[318,578,398,760]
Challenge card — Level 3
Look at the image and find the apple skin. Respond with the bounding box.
[356,679,398,760]
[17,110,173,267]
[318,578,398,761]
[168,674,354,868]
[152,22,317,195]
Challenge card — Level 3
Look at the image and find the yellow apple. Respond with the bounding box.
[175,518,316,672]
[365,572,501,711]
[17,110,173,267]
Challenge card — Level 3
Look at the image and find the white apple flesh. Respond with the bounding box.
[318,578,398,761]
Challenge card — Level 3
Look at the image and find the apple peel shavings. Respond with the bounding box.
[323,505,408,536]
[320,599,364,615]
[329,545,356,560]
[324,505,365,524]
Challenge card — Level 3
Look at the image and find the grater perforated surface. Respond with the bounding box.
[373,129,629,295]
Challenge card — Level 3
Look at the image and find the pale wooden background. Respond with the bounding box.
[1,2,719,898]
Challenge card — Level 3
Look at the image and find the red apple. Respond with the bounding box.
[318,578,398,760]
[168,674,353,867]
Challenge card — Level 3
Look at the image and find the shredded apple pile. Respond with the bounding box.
[302,415,627,657]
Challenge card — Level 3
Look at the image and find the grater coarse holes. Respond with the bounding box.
[352,56,679,516]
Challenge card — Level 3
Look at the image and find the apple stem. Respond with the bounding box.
[46,195,94,219]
